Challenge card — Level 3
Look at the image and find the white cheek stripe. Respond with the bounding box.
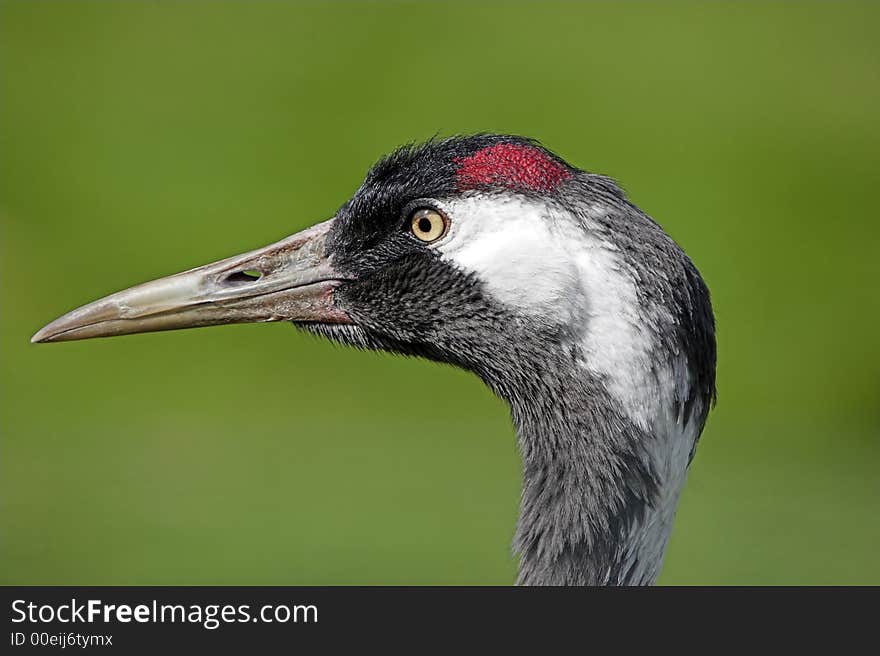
[436,195,665,423]
[435,195,583,322]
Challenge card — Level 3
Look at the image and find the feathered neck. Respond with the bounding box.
[493,359,695,586]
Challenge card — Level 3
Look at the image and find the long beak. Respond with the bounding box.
[31,218,352,344]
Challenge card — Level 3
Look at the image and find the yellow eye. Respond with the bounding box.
[409,208,448,243]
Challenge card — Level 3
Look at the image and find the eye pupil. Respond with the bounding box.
[418,217,433,233]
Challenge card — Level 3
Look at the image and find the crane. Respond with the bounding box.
[32,134,716,585]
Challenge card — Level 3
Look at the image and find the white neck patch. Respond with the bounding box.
[433,194,586,326]
[434,193,665,424]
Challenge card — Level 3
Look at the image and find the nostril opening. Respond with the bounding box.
[224,269,263,285]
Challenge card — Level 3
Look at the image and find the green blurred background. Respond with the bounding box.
[2,1,878,585]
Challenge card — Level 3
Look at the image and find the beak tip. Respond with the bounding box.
[31,326,54,344]
[32,317,69,343]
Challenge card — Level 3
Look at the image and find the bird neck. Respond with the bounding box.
[501,364,689,586]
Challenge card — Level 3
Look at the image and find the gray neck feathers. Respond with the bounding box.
[497,186,714,586]
[498,361,667,586]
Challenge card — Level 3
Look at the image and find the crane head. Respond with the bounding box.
[32,134,715,425]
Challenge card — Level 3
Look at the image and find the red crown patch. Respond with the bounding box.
[455,143,572,192]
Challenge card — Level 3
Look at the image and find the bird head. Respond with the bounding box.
[32,134,715,426]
